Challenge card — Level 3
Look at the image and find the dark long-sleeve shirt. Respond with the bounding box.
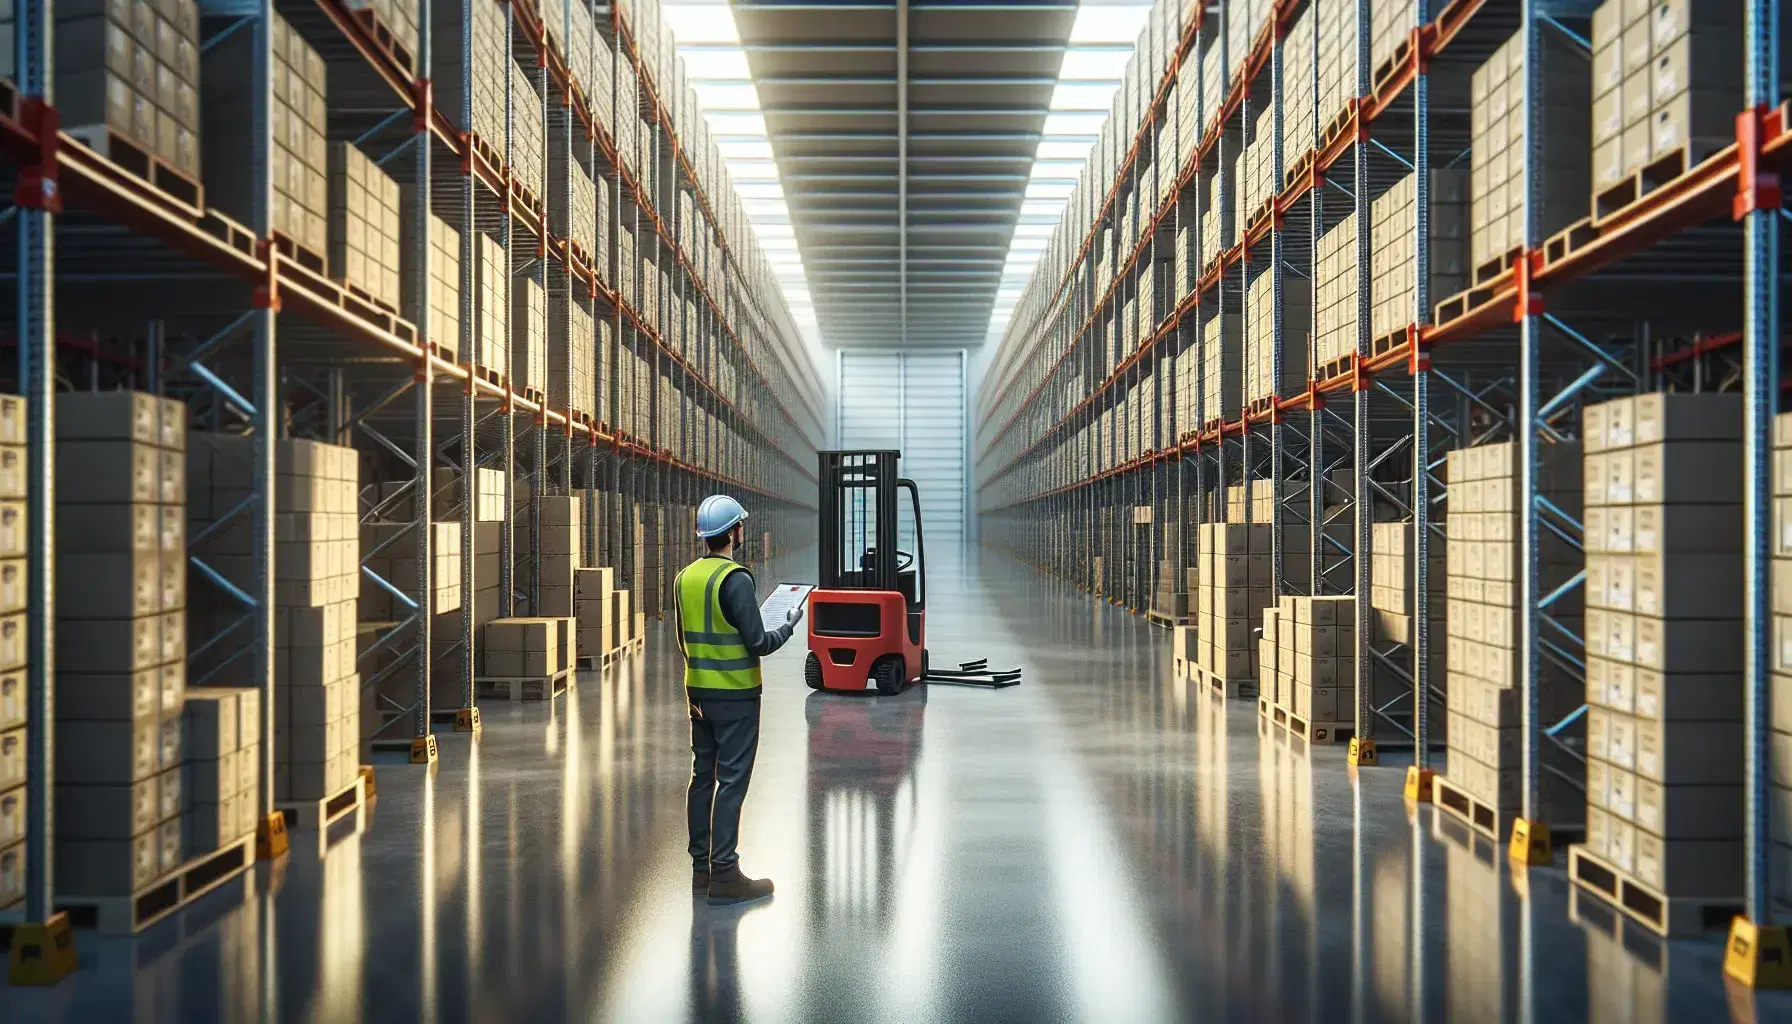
[679,560,794,699]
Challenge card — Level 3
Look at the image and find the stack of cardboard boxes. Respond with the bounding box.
[1201,307,1242,429]
[400,201,462,360]
[508,60,546,201]
[1579,393,1743,908]
[549,289,598,423]
[518,496,582,618]
[476,231,509,375]
[1369,170,1469,340]
[1244,267,1311,407]
[328,142,403,311]
[345,0,418,71]
[1771,413,1792,908]
[1589,1,1740,207]
[513,275,549,398]
[1261,595,1355,727]
[39,0,202,183]
[54,391,189,898]
[0,398,22,907]
[479,617,577,695]
[1439,439,1583,828]
[1281,5,1316,176]
[551,141,599,264]
[1468,29,1590,274]
[1370,520,1447,648]
[431,0,507,147]
[1316,0,1358,132]
[206,13,327,259]
[1193,520,1276,696]
[574,567,615,661]
[1239,106,1277,227]
[181,687,259,857]
[1370,0,1420,81]
[1314,212,1357,372]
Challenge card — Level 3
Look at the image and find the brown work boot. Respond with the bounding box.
[706,866,774,906]
[692,869,709,895]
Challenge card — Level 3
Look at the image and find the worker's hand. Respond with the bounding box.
[785,602,805,630]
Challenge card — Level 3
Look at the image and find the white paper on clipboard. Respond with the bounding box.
[759,583,814,625]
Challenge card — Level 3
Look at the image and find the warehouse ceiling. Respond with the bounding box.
[665,0,1152,350]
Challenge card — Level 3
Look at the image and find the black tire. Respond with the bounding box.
[871,655,905,696]
[805,651,824,691]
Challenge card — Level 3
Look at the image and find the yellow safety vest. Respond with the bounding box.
[675,555,764,692]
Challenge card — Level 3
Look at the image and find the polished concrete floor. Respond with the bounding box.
[6,548,1788,1022]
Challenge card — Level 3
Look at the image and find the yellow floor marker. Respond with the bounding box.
[1403,766,1435,803]
[1508,818,1551,865]
[256,811,290,860]
[1724,917,1792,989]
[1347,737,1378,767]
[411,735,438,764]
[7,912,76,985]
[454,707,482,733]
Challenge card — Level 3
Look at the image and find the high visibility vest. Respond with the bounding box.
[676,555,763,692]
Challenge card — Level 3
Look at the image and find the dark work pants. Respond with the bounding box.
[688,695,761,874]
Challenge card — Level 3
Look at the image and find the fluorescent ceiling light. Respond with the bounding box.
[1069,6,1150,44]
[1025,180,1075,200]
[1019,200,1066,217]
[705,111,768,136]
[1036,138,1097,160]
[1041,112,1106,136]
[692,82,760,108]
[1059,48,1132,80]
[1050,82,1121,110]
[717,139,774,160]
[661,7,739,44]
[736,181,785,200]
[755,223,796,238]
[1012,222,1056,237]
[1029,160,1083,180]
[723,159,778,180]
[745,199,789,217]
[688,49,753,79]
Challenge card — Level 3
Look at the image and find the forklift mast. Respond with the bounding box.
[817,450,901,593]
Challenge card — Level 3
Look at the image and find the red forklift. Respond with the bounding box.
[804,450,1019,694]
[805,450,928,694]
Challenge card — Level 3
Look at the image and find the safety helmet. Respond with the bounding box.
[696,494,749,538]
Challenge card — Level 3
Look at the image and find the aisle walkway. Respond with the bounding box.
[6,549,1780,1022]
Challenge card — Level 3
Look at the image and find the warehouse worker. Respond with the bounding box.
[676,493,803,906]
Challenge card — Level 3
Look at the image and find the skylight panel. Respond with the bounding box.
[1059,47,1132,80]
[1069,5,1150,44]
[1050,82,1122,111]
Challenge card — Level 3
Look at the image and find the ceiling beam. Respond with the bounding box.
[896,0,908,346]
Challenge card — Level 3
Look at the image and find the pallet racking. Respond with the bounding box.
[0,0,824,960]
[974,0,1789,966]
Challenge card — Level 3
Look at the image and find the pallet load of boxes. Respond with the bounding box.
[1570,393,1748,936]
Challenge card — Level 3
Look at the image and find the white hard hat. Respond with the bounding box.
[696,494,749,538]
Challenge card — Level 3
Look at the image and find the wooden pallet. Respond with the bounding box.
[1190,663,1257,700]
[346,5,416,73]
[1279,706,1353,744]
[1430,773,1511,844]
[1371,326,1410,359]
[1314,353,1353,382]
[1472,246,1524,287]
[278,255,418,347]
[1283,148,1317,192]
[1245,396,1277,417]
[472,363,508,389]
[1567,844,1743,939]
[1144,609,1188,628]
[56,832,255,936]
[343,280,400,318]
[522,386,547,406]
[277,774,367,831]
[1432,278,1503,329]
[1371,36,1414,99]
[1320,103,1355,151]
[1592,141,1726,226]
[65,123,205,218]
[465,132,505,179]
[475,667,574,701]
[1542,216,1598,268]
[268,229,328,276]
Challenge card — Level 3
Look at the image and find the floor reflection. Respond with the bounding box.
[6,549,1792,1021]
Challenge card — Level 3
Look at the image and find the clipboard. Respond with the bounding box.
[759,583,814,625]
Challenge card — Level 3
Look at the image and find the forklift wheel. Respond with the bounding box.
[805,651,824,691]
[871,655,905,696]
